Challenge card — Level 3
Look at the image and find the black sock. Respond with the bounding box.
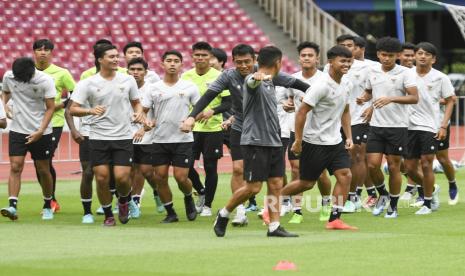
[118,193,131,204]
[329,206,343,222]
[184,192,193,201]
[388,194,399,213]
[249,196,257,206]
[423,197,432,209]
[204,159,218,208]
[356,187,363,197]
[153,189,159,197]
[9,198,18,209]
[366,187,377,197]
[405,184,415,193]
[81,199,92,215]
[103,205,113,218]
[449,180,457,190]
[348,192,357,203]
[43,198,52,209]
[188,166,205,195]
[132,195,141,205]
[50,161,57,201]
[375,184,389,196]
[294,208,302,215]
[417,185,424,199]
[164,202,176,216]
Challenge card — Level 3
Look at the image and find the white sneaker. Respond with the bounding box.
[431,184,441,211]
[384,210,398,218]
[200,206,212,217]
[372,197,389,216]
[96,206,104,215]
[400,191,413,201]
[257,208,265,219]
[354,198,362,211]
[410,197,424,208]
[231,213,248,227]
[195,194,205,213]
[415,206,432,215]
[342,201,356,213]
[280,202,292,217]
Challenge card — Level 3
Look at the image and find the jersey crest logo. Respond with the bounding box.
[119,85,125,92]
[427,85,433,90]
[179,91,185,98]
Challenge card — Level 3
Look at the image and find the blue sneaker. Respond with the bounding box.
[449,187,459,205]
[245,204,259,212]
[42,208,54,220]
[82,214,95,224]
[128,200,140,219]
[1,206,18,221]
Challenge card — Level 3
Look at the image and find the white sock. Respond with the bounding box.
[219,207,230,218]
[268,221,280,232]
[236,204,246,216]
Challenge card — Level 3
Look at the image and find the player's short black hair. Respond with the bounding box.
[415,42,438,57]
[353,36,366,48]
[211,48,228,68]
[232,44,255,58]
[192,41,212,52]
[127,57,148,70]
[93,39,112,51]
[327,45,353,60]
[401,42,416,51]
[376,37,402,53]
[94,44,117,71]
[162,50,183,62]
[124,41,143,54]
[297,41,320,55]
[336,34,355,44]
[32,39,54,51]
[257,46,282,67]
[12,57,36,83]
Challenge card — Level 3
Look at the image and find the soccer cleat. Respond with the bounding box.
[231,213,248,227]
[354,198,362,211]
[245,203,259,212]
[431,184,441,211]
[384,211,398,219]
[82,214,95,224]
[96,206,105,215]
[112,206,119,214]
[372,197,389,216]
[288,213,303,224]
[103,216,116,226]
[184,196,197,221]
[1,206,18,221]
[280,202,292,217]
[342,200,356,213]
[400,191,414,201]
[267,226,299,237]
[362,196,377,209]
[128,200,140,219]
[213,212,229,237]
[161,214,179,223]
[42,208,54,220]
[448,189,459,206]
[195,194,205,214]
[118,202,130,224]
[415,206,432,215]
[319,205,331,221]
[325,219,358,230]
[51,200,61,213]
[154,196,165,213]
[200,206,213,217]
[410,197,424,208]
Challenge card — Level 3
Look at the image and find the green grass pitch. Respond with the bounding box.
[0,171,464,275]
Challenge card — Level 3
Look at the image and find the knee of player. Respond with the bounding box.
[232,165,243,177]
[10,162,24,174]
[173,173,188,184]
[387,162,401,174]
[301,180,316,190]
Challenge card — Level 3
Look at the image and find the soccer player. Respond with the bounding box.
[357,37,418,218]
[399,43,416,68]
[283,41,332,223]
[1,57,56,221]
[181,44,311,226]
[181,42,231,217]
[210,48,228,71]
[0,98,6,128]
[70,44,146,226]
[123,41,161,84]
[281,45,357,230]
[33,39,76,212]
[127,57,164,215]
[213,46,298,238]
[80,39,127,80]
[142,50,200,223]
[404,42,455,214]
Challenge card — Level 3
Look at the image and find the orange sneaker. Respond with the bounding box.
[326,219,358,230]
[51,200,61,213]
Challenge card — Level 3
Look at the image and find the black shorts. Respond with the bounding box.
[288,132,299,160]
[281,137,289,161]
[79,136,91,162]
[352,124,369,145]
[300,141,351,181]
[404,130,438,159]
[437,124,450,151]
[89,139,133,167]
[366,126,408,155]
[223,128,231,149]
[133,144,154,165]
[153,142,193,168]
[193,131,223,160]
[229,128,243,161]
[242,145,284,182]
[51,127,63,156]
[9,131,52,160]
